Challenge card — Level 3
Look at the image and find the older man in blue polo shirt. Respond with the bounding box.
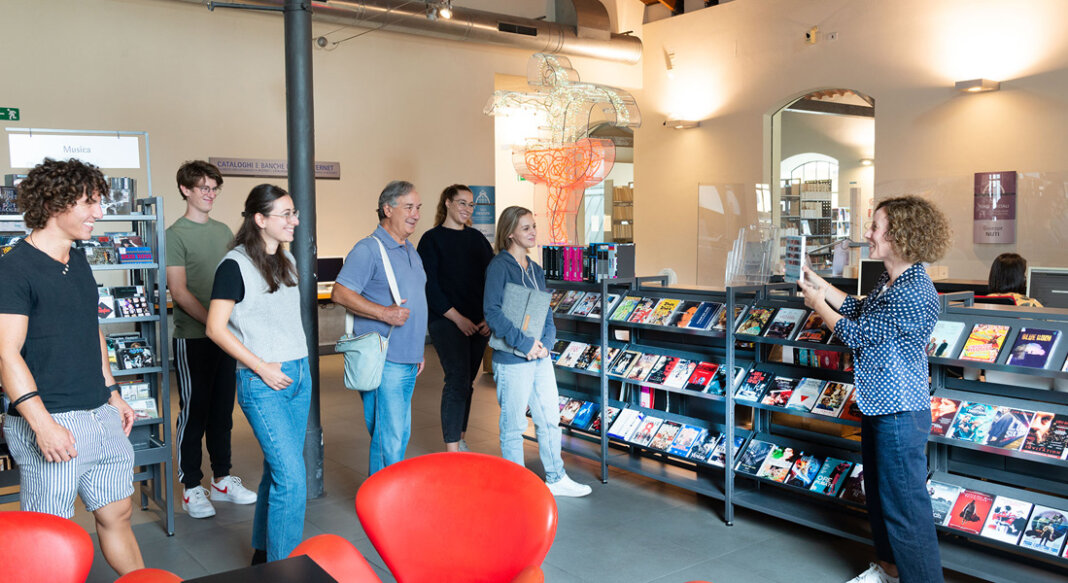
[332,180,428,475]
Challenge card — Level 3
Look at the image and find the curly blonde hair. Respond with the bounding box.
[876,195,952,264]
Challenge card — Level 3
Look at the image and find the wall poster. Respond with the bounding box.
[469,185,495,242]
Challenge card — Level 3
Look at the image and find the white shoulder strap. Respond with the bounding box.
[344,234,402,337]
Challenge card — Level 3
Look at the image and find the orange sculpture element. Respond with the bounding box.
[516,138,615,243]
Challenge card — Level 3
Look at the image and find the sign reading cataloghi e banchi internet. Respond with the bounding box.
[974,171,1016,244]
[209,157,341,179]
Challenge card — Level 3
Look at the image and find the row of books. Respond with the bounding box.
[595,403,741,466]
[734,437,866,502]
[98,285,152,319]
[928,320,1068,371]
[550,290,619,319]
[76,232,154,265]
[542,243,634,282]
[106,333,156,371]
[931,396,1068,460]
[928,480,1068,557]
[117,380,160,420]
[735,370,861,421]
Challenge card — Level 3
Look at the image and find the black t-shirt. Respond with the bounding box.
[0,240,109,413]
[210,259,245,302]
[416,225,494,323]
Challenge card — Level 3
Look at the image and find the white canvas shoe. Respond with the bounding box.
[182,486,216,518]
[846,563,899,583]
[210,475,258,505]
[546,475,592,498]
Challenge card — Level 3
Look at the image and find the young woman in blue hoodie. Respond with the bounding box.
[483,206,591,497]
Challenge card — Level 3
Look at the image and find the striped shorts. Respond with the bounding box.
[3,402,134,517]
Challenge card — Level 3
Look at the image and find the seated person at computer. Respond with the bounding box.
[984,253,1042,307]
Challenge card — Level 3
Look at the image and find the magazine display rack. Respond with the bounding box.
[546,279,1068,582]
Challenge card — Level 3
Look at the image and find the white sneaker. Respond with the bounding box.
[182,486,216,518]
[546,475,592,498]
[847,563,899,583]
[210,475,258,505]
[458,439,471,452]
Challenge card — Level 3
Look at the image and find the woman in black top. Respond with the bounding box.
[417,184,494,452]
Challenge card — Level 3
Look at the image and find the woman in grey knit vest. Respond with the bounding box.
[206,184,309,563]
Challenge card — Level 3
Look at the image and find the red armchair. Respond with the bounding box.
[115,568,184,582]
[0,511,94,583]
[289,533,383,583]
[355,452,558,583]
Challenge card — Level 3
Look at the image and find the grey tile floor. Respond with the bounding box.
[59,350,985,582]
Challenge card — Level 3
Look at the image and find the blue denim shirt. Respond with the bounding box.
[484,251,556,365]
[834,262,937,416]
[336,226,428,364]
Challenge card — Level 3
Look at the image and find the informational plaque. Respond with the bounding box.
[208,157,341,179]
[470,185,495,242]
[973,171,1016,244]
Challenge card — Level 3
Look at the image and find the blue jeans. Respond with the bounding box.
[861,410,944,583]
[493,358,566,484]
[360,361,418,475]
[237,357,311,561]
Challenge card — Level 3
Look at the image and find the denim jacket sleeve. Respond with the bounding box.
[483,257,537,355]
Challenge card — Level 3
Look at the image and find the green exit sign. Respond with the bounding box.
[0,108,20,121]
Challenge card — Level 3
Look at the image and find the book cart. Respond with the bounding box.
[0,129,175,534]
[545,278,1068,582]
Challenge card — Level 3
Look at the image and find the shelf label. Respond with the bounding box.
[0,107,19,121]
[8,133,141,169]
[208,157,341,179]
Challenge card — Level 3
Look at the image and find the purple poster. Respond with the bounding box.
[973,171,1016,244]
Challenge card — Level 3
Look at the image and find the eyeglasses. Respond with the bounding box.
[268,210,300,221]
[196,185,222,194]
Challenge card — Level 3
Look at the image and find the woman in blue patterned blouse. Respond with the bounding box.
[799,196,951,583]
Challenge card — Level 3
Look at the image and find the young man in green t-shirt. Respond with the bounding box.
[166,160,256,518]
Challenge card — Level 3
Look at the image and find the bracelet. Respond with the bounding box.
[107,383,121,393]
[10,391,40,409]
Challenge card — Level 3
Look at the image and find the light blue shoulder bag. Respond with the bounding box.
[335,236,400,391]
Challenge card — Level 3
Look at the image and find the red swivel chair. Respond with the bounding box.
[115,568,184,582]
[289,533,383,583]
[0,511,94,583]
[356,452,558,583]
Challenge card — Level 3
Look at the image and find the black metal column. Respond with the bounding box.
[284,0,324,499]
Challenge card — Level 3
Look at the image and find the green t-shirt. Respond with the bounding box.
[166,216,234,338]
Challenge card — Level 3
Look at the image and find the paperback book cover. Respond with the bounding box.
[669,424,705,457]
[684,362,720,392]
[591,347,618,375]
[783,453,822,488]
[644,298,682,326]
[760,376,799,408]
[626,297,657,324]
[736,307,776,336]
[1019,506,1068,556]
[630,416,663,447]
[811,382,854,417]
[1006,327,1061,369]
[981,495,1033,545]
[838,390,863,422]
[560,399,583,425]
[650,421,683,450]
[663,359,697,389]
[97,294,116,319]
[116,343,154,370]
[985,407,1035,451]
[572,402,599,430]
[556,342,588,369]
[554,290,585,314]
[707,435,744,467]
[573,345,599,370]
[756,445,799,482]
[947,489,995,535]
[557,396,570,412]
[783,235,806,283]
[550,340,570,362]
[927,480,964,526]
[607,408,643,440]
[786,378,826,412]
[810,458,853,497]
[763,308,808,340]
[795,312,833,344]
[569,292,600,317]
[645,356,679,386]
[589,406,620,433]
[128,398,159,420]
[589,293,619,319]
[947,402,999,444]
[1021,412,1068,458]
[626,353,663,382]
[734,369,773,403]
[689,432,722,463]
[687,301,724,330]
[585,346,609,374]
[839,464,866,505]
[669,301,703,328]
[959,323,1012,363]
[705,365,745,397]
[926,320,966,358]
[548,289,566,310]
[930,396,963,437]
[735,440,774,475]
[119,381,151,401]
[608,350,641,378]
[609,295,641,321]
[711,304,748,333]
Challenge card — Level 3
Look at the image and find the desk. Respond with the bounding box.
[183,555,337,583]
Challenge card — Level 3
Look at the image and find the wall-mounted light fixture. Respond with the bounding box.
[955,78,1000,93]
[859,158,874,166]
[664,119,700,130]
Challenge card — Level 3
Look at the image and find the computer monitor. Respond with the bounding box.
[317,256,345,284]
[857,259,886,296]
[1027,266,1068,309]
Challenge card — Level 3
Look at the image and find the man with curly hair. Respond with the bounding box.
[0,158,144,575]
